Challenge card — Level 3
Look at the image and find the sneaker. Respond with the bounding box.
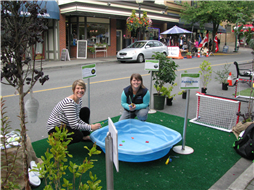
[30,161,40,177]
[28,168,41,187]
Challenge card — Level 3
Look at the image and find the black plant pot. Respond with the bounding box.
[153,93,165,110]
[166,97,173,106]
[222,83,229,90]
[182,91,187,99]
[201,88,207,94]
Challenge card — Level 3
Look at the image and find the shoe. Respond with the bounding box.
[28,168,41,187]
[30,161,40,177]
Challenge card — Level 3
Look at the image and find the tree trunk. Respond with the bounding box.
[18,71,30,189]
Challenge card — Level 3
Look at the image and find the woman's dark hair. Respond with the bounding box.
[130,73,145,88]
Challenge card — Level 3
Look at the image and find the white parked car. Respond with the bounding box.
[117,40,168,63]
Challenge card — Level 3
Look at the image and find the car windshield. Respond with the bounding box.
[128,41,147,48]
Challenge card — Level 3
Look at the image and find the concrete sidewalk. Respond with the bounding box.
[30,45,254,190]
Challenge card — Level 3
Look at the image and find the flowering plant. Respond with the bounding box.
[126,10,152,32]
[126,10,140,32]
[140,11,152,30]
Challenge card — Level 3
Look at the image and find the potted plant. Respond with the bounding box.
[154,83,177,106]
[164,83,178,106]
[150,52,179,110]
[178,90,187,99]
[199,60,212,93]
[88,46,95,54]
[214,64,231,90]
[186,52,192,59]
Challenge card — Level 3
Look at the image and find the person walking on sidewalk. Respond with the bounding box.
[119,73,150,121]
[47,79,101,144]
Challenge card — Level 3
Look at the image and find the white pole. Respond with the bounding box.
[173,89,194,154]
[148,71,156,114]
[105,132,114,190]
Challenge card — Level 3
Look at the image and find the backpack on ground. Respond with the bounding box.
[233,123,254,161]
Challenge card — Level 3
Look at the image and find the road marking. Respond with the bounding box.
[2,60,251,98]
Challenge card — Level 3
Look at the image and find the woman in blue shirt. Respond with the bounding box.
[119,73,150,121]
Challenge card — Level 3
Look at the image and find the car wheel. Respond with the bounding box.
[163,52,167,56]
[137,54,144,63]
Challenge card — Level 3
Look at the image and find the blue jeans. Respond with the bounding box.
[119,107,149,121]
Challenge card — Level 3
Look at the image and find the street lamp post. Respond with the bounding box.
[136,0,143,40]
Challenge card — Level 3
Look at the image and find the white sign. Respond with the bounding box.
[108,117,119,172]
[167,46,179,57]
[145,60,159,71]
[81,64,96,79]
[180,73,200,90]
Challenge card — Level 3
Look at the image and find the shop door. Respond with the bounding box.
[116,30,122,53]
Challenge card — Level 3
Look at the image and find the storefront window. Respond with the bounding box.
[87,17,110,46]
[146,28,160,40]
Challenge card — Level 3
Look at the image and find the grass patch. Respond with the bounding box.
[236,88,254,97]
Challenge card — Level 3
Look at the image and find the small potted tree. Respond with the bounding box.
[214,64,231,90]
[164,83,178,106]
[150,52,179,110]
[199,60,213,93]
[154,83,178,106]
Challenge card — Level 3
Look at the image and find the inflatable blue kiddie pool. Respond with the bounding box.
[90,119,182,162]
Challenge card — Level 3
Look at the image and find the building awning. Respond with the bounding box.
[179,19,226,33]
[0,0,60,20]
[29,0,60,20]
[38,1,60,20]
[60,2,179,23]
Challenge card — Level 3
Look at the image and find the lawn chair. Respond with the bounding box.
[233,61,253,86]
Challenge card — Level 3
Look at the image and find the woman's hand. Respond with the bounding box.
[129,103,136,111]
[91,123,101,130]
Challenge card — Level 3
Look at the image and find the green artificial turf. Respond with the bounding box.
[32,112,240,190]
[236,87,254,97]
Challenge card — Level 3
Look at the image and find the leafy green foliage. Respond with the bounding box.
[199,60,212,88]
[180,1,254,52]
[154,83,178,99]
[1,97,22,190]
[151,52,179,95]
[214,64,231,84]
[36,126,102,190]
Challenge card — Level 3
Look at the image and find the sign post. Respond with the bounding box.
[105,117,119,189]
[144,59,159,114]
[81,64,96,110]
[173,73,200,155]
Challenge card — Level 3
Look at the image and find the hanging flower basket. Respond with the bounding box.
[140,11,152,30]
[126,10,141,32]
[126,10,152,32]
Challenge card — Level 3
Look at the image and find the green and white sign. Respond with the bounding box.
[145,60,159,71]
[180,73,200,90]
[82,64,96,79]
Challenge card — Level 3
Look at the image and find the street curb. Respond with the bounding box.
[227,163,254,190]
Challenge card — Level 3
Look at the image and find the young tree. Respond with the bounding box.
[1,1,49,189]
[180,1,254,52]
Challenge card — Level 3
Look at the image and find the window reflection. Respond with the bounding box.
[87,23,109,46]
